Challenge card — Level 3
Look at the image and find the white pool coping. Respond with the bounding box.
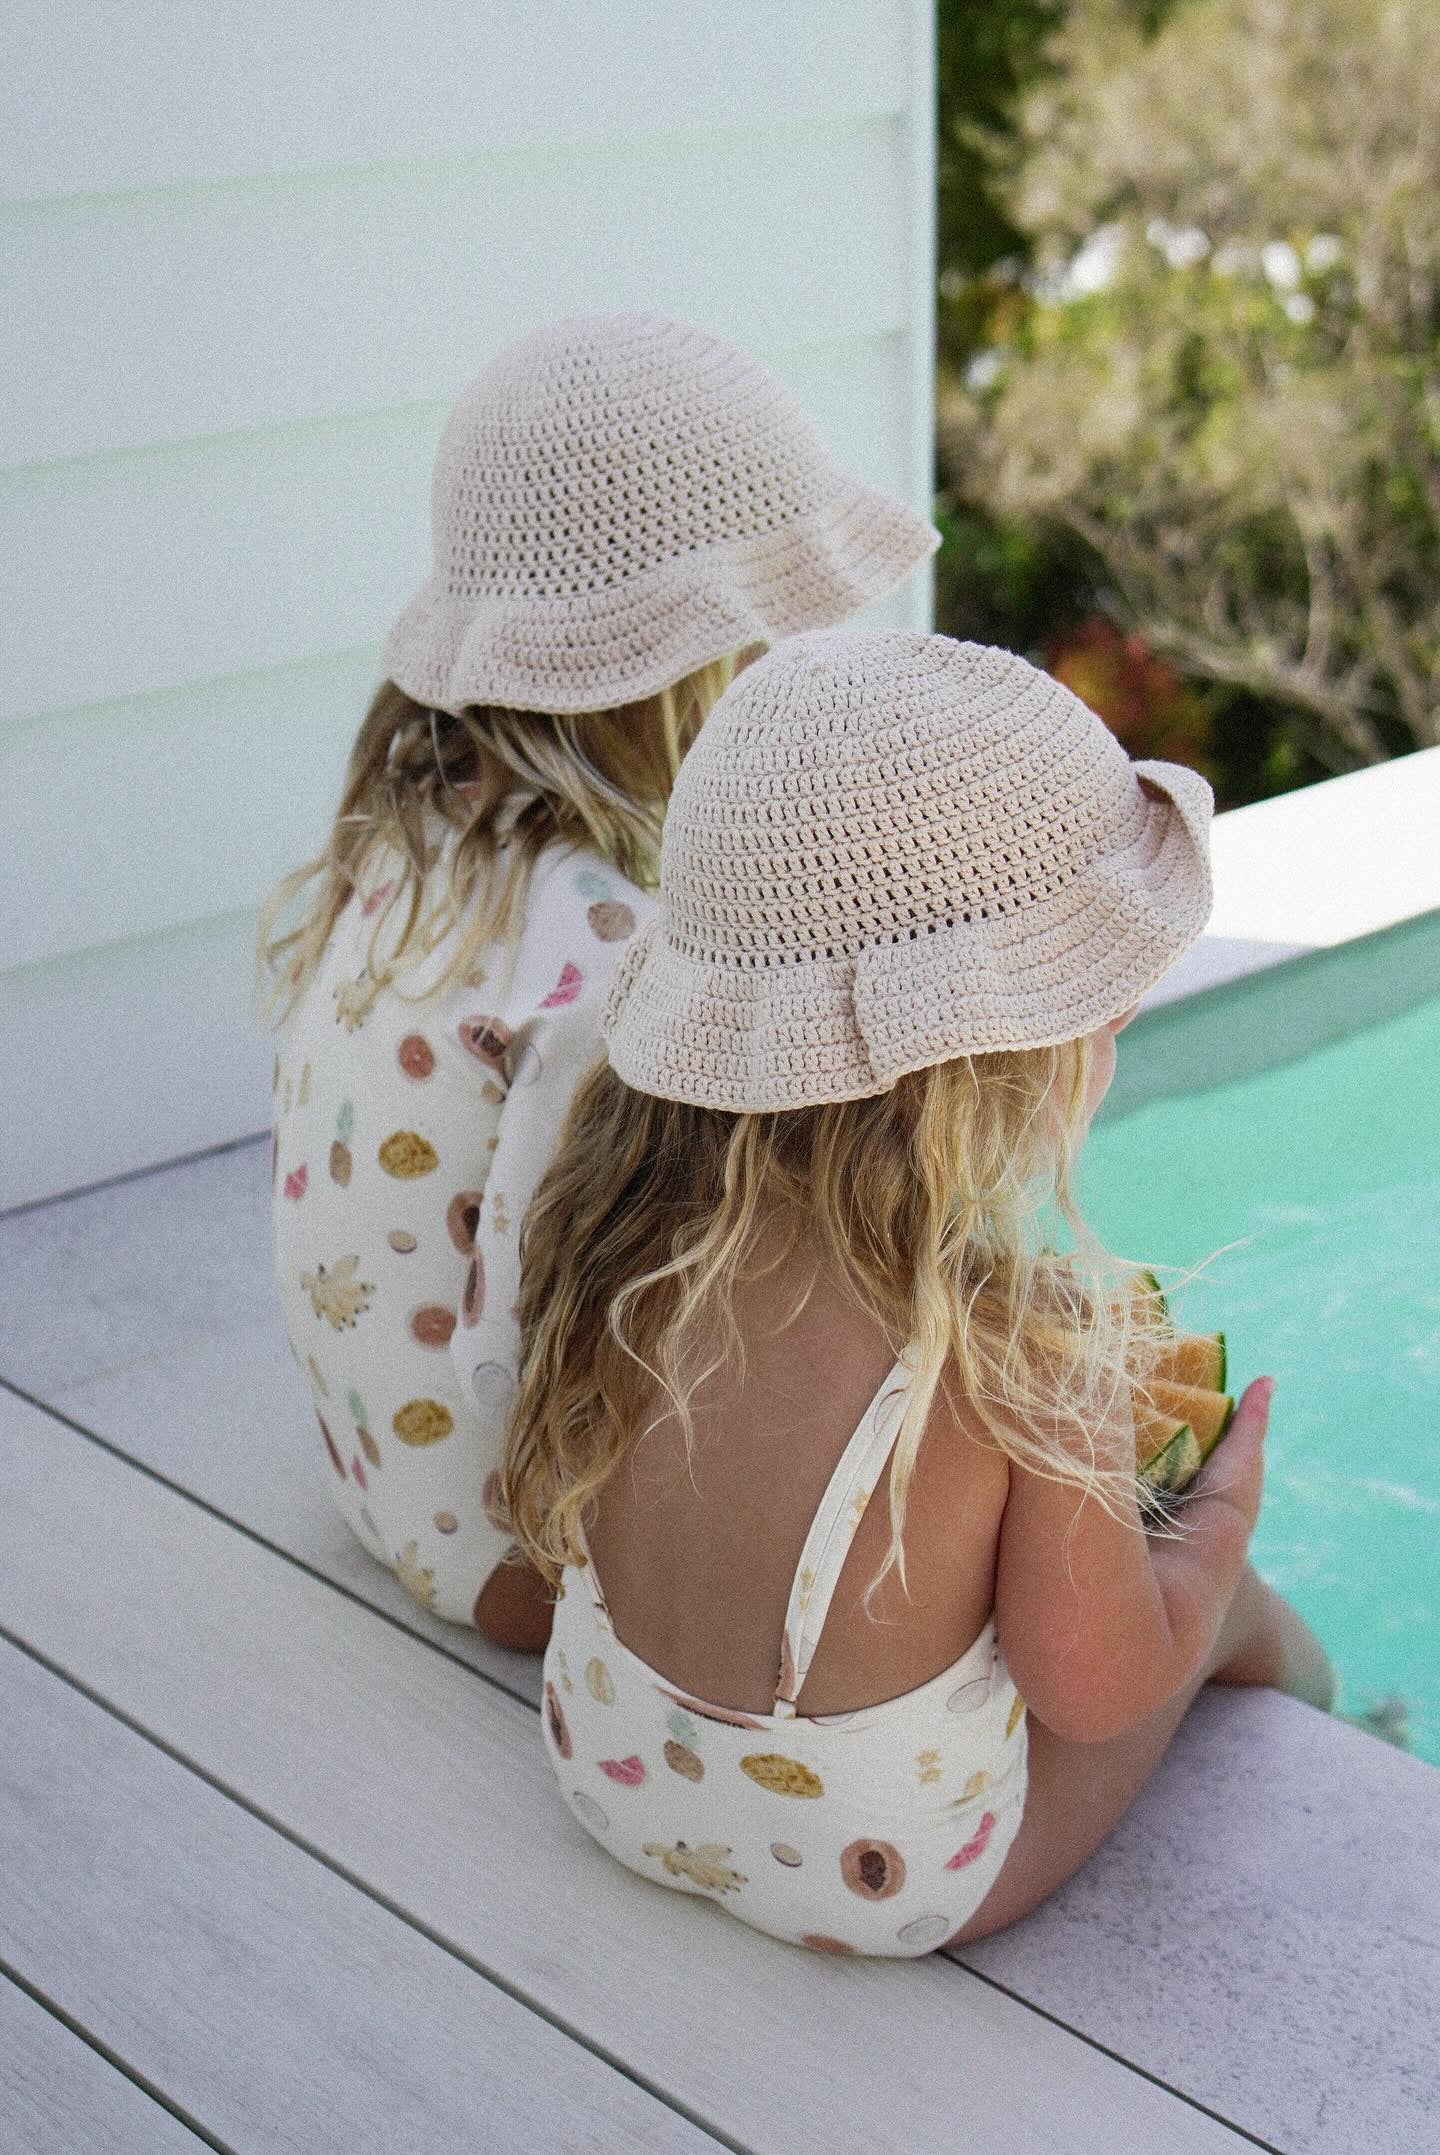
[1145,743,1440,1009]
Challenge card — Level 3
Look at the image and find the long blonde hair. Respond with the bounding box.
[504,1046,1169,1591]
[258,656,735,1018]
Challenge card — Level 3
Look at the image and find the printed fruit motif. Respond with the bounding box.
[361,878,396,917]
[739,1754,824,1799]
[840,1839,906,1901]
[587,899,637,942]
[544,1682,572,1759]
[664,1740,704,1782]
[946,1676,990,1715]
[570,1790,609,1834]
[271,1129,279,1189]
[391,1398,455,1447]
[471,1362,517,1421]
[642,1841,746,1894]
[481,1079,505,1106]
[350,1453,367,1490]
[1005,1694,1026,1740]
[397,1032,435,1080]
[433,1510,459,1535]
[297,1061,311,1107]
[333,974,379,1031]
[378,1130,439,1178]
[315,1412,345,1479]
[956,1769,990,1805]
[447,1190,484,1254]
[331,1101,355,1186]
[539,961,584,1008]
[461,1253,485,1327]
[387,1229,417,1254]
[799,1935,857,1956]
[945,1810,997,1871]
[409,1304,456,1348]
[395,1541,437,1611]
[770,1843,803,1868]
[457,1015,512,1068]
[897,1913,952,1951]
[598,1755,646,1787]
[356,1426,381,1470]
[585,1657,615,1706]
[306,1354,329,1398]
[301,1256,374,1330]
[283,1165,308,1201]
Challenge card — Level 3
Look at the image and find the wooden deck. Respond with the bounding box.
[2,1138,1436,2154]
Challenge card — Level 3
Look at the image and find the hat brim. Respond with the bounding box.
[382,482,938,717]
[603,760,1213,1111]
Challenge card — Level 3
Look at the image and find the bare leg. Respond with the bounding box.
[949,1564,1334,1946]
[473,1555,556,1653]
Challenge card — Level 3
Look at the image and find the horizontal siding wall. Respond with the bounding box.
[0,0,935,1209]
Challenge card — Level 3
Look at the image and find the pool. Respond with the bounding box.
[1084,912,1440,1764]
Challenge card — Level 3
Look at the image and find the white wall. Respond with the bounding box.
[1,1,937,1208]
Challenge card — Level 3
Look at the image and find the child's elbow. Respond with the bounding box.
[1007,1650,1162,1746]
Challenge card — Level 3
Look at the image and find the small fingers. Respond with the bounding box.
[1190,1377,1271,1518]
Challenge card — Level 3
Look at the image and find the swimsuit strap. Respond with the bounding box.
[772,1354,913,1718]
[570,1524,615,1636]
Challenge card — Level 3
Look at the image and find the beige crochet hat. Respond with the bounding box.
[382,313,938,716]
[603,630,1213,1110]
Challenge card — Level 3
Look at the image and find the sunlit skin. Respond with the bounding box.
[479,1006,1334,1945]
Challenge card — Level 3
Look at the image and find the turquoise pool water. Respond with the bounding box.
[1083,953,1440,1764]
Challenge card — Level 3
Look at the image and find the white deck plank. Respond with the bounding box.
[0,1978,206,2155]
[0,1386,1248,2155]
[0,1640,718,2155]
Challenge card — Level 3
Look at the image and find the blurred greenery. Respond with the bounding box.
[934,0,1440,806]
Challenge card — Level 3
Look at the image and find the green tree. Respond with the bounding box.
[943,0,1440,772]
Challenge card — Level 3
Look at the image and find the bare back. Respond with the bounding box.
[585,1244,1011,1718]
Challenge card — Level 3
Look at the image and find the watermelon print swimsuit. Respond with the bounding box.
[272,836,650,1625]
[544,1359,1030,1957]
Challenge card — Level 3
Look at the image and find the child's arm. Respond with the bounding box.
[447,854,652,1469]
[994,1379,1270,1742]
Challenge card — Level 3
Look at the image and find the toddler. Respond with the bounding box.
[502,630,1334,1952]
[264,318,936,1638]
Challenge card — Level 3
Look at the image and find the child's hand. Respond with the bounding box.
[1185,1376,1270,1542]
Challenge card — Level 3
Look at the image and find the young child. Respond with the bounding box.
[502,629,1334,1954]
[264,316,936,1641]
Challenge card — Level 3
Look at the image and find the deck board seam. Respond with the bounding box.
[3,1375,1275,2149]
[0,1129,268,1222]
[0,1960,236,2154]
[943,1956,1288,2155]
[0,1623,747,2155]
[0,1372,536,1707]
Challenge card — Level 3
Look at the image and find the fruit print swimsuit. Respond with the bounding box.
[544,1358,1029,1957]
[273,835,649,1624]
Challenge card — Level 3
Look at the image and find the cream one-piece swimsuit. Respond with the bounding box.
[543,1357,1029,1957]
[272,834,649,1623]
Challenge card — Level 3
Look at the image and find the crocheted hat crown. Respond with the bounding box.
[383,313,937,716]
[604,630,1213,1110]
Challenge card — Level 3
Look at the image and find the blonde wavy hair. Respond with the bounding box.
[258,656,736,1019]
[504,1044,1171,1592]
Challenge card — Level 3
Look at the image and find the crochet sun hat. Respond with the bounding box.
[603,630,1214,1111]
[382,313,938,716]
